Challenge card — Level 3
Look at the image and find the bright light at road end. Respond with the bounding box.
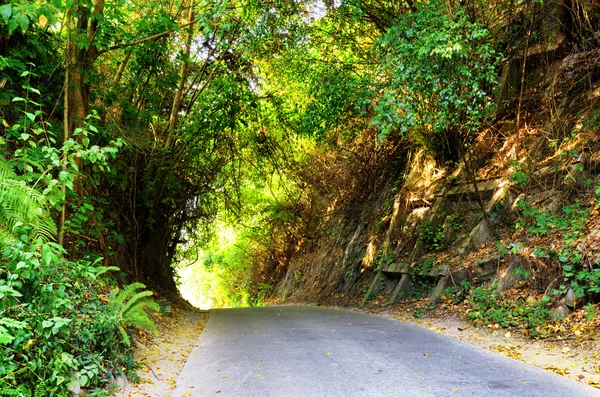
[176,223,239,310]
[305,0,340,23]
[178,263,216,310]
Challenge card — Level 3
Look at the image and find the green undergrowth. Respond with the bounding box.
[0,240,159,396]
[0,159,158,396]
[447,189,600,337]
[465,285,551,338]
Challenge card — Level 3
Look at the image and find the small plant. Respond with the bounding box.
[420,222,445,251]
[446,213,463,231]
[108,283,160,346]
[413,308,427,319]
[583,304,596,320]
[374,249,394,272]
[466,285,550,337]
[443,280,472,304]
[509,160,528,187]
[513,267,531,280]
[413,257,435,275]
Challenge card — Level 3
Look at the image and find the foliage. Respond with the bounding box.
[511,200,599,300]
[467,285,550,337]
[369,0,499,141]
[0,238,156,395]
[420,222,445,252]
[373,249,394,272]
[443,280,472,304]
[509,160,529,187]
[408,258,437,299]
[0,152,154,394]
[108,283,160,347]
[0,159,56,245]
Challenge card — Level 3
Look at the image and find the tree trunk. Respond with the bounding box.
[165,1,195,148]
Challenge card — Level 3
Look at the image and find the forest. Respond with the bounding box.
[1,0,600,394]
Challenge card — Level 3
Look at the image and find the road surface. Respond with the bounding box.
[171,306,599,396]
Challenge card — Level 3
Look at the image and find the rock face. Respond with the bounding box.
[491,258,526,295]
[428,276,449,304]
[390,273,411,304]
[550,304,571,321]
[469,221,495,249]
[362,174,507,306]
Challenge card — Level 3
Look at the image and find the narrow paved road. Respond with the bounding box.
[172,306,598,397]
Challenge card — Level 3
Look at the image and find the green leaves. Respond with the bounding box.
[0,2,39,34]
[370,0,499,141]
[108,282,160,346]
[0,159,57,244]
[0,317,26,345]
[0,237,141,394]
[0,4,12,23]
[41,317,71,337]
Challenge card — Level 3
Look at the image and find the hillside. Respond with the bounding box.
[266,4,600,323]
[2,0,600,394]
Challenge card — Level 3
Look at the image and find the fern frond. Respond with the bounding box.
[117,324,131,346]
[93,266,120,277]
[121,291,154,317]
[112,282,148,308]
[108,282,159,341]
[124,305,158,332]
[0,159,56,244]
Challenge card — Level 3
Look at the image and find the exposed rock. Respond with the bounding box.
[361,272,385,306]
[446,181,497,203]
[491,258,526,295]
[429,277,449,304]
[384,262,409,275]
[115,375,128,389]
[564,163,591,190]
[562,287,578,308]
[550,304,571,321]
[528,136,550,161]
[427,264,448,278]
[542,190,569,214]
[339,223,366,292]
[389,273,411,305]
[469,220,495,249]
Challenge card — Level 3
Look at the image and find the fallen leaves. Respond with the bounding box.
[114,305,207,397]
[544,365,570,376]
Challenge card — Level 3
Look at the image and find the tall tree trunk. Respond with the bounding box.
[59,6,72,246]
[165,1,195,149]
[59,0,104,244]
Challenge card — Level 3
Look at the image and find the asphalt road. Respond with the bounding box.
[171,306,599,397]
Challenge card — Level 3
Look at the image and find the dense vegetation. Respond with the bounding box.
[1,0,599,393]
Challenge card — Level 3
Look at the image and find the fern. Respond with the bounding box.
[109,283,159,346]
[0,159,56,244]
[0,318,27,345]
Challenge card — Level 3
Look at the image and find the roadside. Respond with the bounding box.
[116,302,207,397]
[387,309,600,389]
[117,297,600,395]
[317,294,600,391]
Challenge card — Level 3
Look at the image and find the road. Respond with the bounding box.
[171,306,599,397]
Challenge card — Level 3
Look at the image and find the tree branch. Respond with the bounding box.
[99,19,198,55]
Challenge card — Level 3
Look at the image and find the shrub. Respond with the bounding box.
[0,239,159,395]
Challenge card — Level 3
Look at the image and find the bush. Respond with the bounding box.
[370,0,499,141]
[0,239,157,396]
